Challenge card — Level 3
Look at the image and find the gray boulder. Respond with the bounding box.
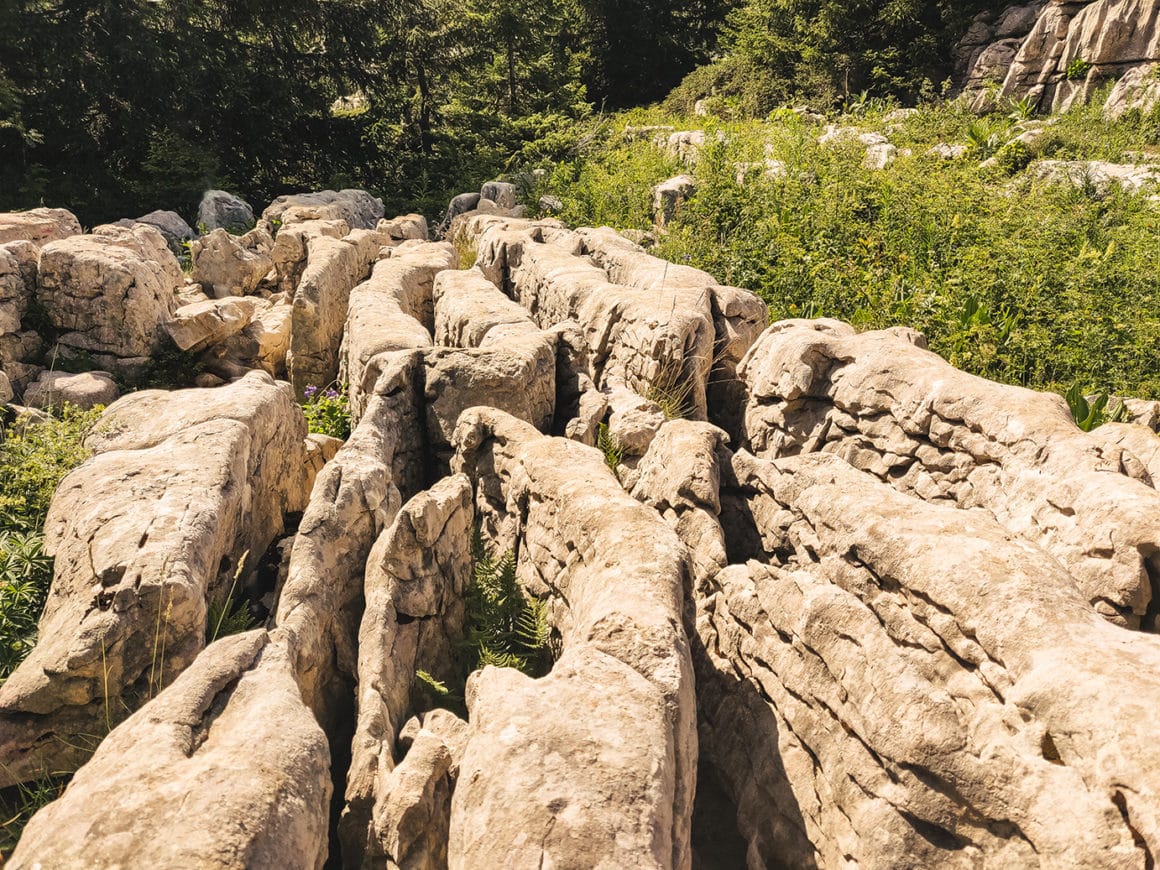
[197,190,255,234]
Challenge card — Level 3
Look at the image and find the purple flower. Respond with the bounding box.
[323,387,339,399]
[304,385,319,399]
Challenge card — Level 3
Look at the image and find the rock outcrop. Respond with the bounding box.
[959,0,1160,114]
[0,372,309,786]
[738,319,1160,627]
[448,408,697,870]
[263,189,385,231]
[288,228,382,397]
[36,223,182,373]
[12,201,1160,870]
[0,207,82,247]
[197,190,255,233]
[190,227,274,298]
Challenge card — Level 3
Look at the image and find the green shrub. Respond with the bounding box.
[301,385,351,440]
[0,405,101,533]
[0,531,53,680]
[536,103,1160,400]
[1066,58,1093,81]
[994,139,1032,174]
[465,527,552,677]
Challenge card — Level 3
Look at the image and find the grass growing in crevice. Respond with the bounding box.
[0,772,69,857]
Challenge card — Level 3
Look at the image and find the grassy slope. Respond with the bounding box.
[533,98,1160,400]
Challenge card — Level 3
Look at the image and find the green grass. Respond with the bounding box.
[532,97,1160,401]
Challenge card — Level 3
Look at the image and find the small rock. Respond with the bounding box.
[480,181,518,210]
[164,297,261,352]
[23,370,119,410]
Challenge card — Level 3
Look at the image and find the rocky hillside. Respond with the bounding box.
[959,0,1160,114]
[1,181,1160,867]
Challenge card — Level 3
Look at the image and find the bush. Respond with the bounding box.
[994,139,1032,174]
[0,405,101,533]
[0,531,53,680]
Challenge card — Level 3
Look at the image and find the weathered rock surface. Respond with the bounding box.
[164,296,261,352]
[377,213,429,242]
[8,631,333,869]
[263,189,385,230]
[0,240,43,391]
[288,229,381,397]
[37,224,182,371]
[710,447,1160,867]
[10,355,425,867]
[340,474,473,867]
[1030,158,1160,194]
[652,174,698,230]
[190,227,274,298]
[739,319,1160,627]
[340,241,455,420]
[0,207,82,247]
[0,372,309,787]
[960,0,1160,113]
[22,370,119,410]
[449,408,697,870]
[120,210,196,255]
[197,189,255,233]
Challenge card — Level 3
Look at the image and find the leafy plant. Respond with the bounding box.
[966,119,1006,160]
[596,422,623,472]
[464,526,552,677]
[1007,96,1037,122]
[994,139,1032,174]
[1065,385,1128,432]
[1065,58,1093,81]
[301,384,351,439]
[0,531,53,681]
[0,404,100,533]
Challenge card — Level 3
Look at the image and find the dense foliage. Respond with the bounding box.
[0,405,100,682]
[0,0,1011,224]
[667,0,992,115]
[0,0,726,224]
[534,98,1160,400]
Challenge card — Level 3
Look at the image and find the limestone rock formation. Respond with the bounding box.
[263,189,385,230]
[12,203,1160,870]
[341,241,455,419]
[190,227,275,298]
[0,207,82,247]
[0,372,308,786]
[449,408,697,870]
[653,174,698,230]
[738,319,1160,627]
[117,210,196,255]
[22,370,119,410]
[36,223,182,373]
[288,228,382,397]
[959,0,1160,114]
[164,295,261,352]
[339,474,474,867]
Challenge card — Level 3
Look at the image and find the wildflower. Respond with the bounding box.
[323,387,339,399]
[304,385,319,399]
